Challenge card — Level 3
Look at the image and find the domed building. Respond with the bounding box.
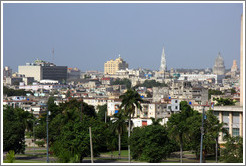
[213,52,225,75]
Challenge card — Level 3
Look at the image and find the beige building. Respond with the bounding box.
[212,106,243,144]
[104,56,128,75]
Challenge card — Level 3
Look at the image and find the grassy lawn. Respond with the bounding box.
[3,160,46,163]
[100,150,128,157]
[25,149,47,153]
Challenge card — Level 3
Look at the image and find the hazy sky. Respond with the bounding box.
[3,3,243,72]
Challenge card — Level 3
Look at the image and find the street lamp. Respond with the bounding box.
[46,110,51,163]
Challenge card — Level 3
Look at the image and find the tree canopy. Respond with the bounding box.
[3,86,33,96]
[112,78,131,89]
[135,80,167,88]
[130,125,177,162]
[3,106,34,154]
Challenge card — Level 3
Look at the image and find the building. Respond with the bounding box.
[213,52,225,75]
[231,60,238,72]
[156,47,167,79]
[178,74,222,83]
[3,66,12,77]
[159,47,167,72]
[212,106,243,144]
[104,56,128,75]
[67,67,81,80]
[240,14,243,106]
[18,59,67,82]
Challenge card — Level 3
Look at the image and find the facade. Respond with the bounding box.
[178,74,224,84]
[67,67,81,80]
[159,47,167,72]
[212,106,243,144]
[231,60,238,72]
[104,56,128,75]
[18,59,67,82]
[3,66,12,77]
[240,14,243,106]
[213,52,225,75]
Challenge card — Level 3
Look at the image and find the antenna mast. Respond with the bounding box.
[52,48,55,63]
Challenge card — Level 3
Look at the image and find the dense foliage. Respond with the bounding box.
[208,89,223,99]
[214,98,236,106]
[130,124,177,162]
[3,106,34,154]
[3,86,33,96]
[135,80,167,88]
[220,136,243,163]
[112,78,131,89]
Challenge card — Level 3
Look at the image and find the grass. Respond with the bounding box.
[25,149,47,153]
[3,160,46,163]
[100,150,128,157]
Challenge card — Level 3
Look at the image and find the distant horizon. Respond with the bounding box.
[3,2,243,72]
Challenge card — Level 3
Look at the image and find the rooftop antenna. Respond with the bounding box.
[52,48,55,63]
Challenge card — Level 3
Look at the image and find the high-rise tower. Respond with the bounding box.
[159,47,167,72]
[240,14,243,106]
[213,52,225,75]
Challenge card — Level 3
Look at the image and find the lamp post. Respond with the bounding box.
[200,105,206,163]
[46,109,50,163]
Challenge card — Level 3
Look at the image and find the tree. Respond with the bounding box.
[150,117,162,126]
[208,89,223,99]
[97,104,110,122]
[203,110,225,162]
[167,101,194,163]
[119,88,143,162]
[111,111,127,158]
[3,106,28,154]
[130,125,176,162]
[220,136,243,163]
[214,98,236,106]
[51,116,107,162]
[3,86,33,96]
[112,78,131,89]
[134,80,167,88]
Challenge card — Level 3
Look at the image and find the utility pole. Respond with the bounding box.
[200,106,205,163]
[33,119,35,156]
[89,127,94,163]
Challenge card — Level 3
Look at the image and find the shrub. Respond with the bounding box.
[6,150,15,163]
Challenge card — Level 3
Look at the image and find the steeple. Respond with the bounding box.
[159,47,167,72]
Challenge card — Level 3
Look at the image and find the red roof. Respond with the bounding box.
[101,77,111,80]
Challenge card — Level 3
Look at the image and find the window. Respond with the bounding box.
[232,128,239,137]
[213,111,219,120]
[232,112,240,124]
[222,127,229,141]
[222,112,229,126]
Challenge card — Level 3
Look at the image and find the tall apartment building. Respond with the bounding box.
[18,59,67,82]
[104,56,128,75]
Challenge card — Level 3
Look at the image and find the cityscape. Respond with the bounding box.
[2,2,244,164]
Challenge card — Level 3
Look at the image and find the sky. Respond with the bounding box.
[3,2,243,72]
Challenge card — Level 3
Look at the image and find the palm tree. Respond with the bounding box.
[111,111,127,159]
[119,88,143,163]
[150,117,163,126]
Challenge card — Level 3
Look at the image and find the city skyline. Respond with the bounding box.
[3,2,243,72]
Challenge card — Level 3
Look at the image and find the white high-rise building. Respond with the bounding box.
[159,47,167,72]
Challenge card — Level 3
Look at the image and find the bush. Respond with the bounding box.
[5,150,15,163]
[35,140,45,147]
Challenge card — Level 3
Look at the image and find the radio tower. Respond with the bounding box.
[52,48,55,64]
